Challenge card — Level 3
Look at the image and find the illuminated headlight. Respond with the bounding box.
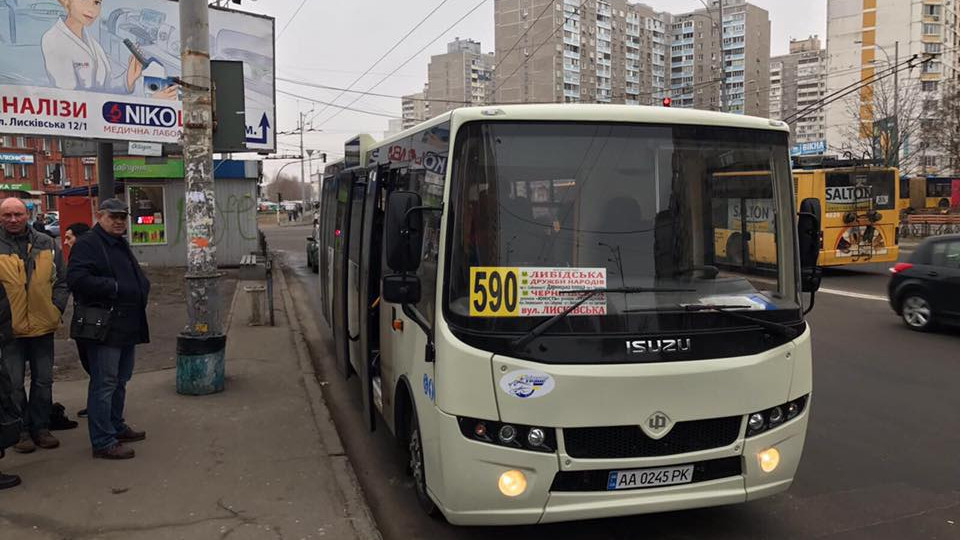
[457,417,556,453]
[746,395,808,437]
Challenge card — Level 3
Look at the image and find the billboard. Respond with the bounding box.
[0,1,274,151]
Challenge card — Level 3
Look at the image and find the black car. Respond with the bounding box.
[888,234,960,331]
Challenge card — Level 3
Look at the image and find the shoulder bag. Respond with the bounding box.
[70,236,115,342]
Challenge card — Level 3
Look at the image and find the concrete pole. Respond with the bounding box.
[176,0,225,395]
[893,40,899,167]
[299,111,307,205]
[718,0,727,113]
[96,142,114,202]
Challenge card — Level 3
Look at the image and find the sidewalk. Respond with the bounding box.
[0,269,379,539]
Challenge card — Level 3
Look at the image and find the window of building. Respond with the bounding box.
[20,164,30,178]
[922,23,940,35]
[1,163,13,178]
[83,164,94,182]
[45,163,61,184]
[128,185,167,245]
[15,137,25,148]
[922,80,939,92]
[924,42,941,54]
[923,155,938,168]
[1,136,10,148]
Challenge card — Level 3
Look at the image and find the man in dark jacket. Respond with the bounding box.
[66,199,150,460]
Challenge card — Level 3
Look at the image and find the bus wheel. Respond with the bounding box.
[901,292,935,331]
[407,407,440,517]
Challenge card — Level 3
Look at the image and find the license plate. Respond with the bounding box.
[606,464,694,490]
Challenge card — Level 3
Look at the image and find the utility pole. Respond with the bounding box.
[299,111,307,205]
[893,40,899,167]
[96,142,114,202]
[718,0,727,113]
[176,0,225,395]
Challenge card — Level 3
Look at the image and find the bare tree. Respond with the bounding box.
[833,74,928,176]
[264,173,302,202]
[928,79,960,176]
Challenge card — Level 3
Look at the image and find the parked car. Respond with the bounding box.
[46,219,60,238]
[888,234,960,331]
[306,228,319,274]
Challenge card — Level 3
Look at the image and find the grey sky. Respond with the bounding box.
[241,0,825,183]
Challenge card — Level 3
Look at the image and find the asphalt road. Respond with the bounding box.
[265,222,959,540]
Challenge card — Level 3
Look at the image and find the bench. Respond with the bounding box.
[239,254,267,280]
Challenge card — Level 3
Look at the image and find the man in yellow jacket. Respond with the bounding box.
[0,198,68,453]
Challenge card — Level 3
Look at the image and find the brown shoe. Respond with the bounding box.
[92,443,135,460]
[32,430,60,449]
[13,433,35,454]
[116,427,146,443]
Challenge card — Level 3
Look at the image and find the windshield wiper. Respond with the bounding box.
[625,303,798,339]
[510,286,695,350]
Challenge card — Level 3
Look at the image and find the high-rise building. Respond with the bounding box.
[426,38,495,116]
[824,0,960,173]
[671,0,770,116]
[492,0,671,105]
[401,90,429,129]
[770,36,827,148]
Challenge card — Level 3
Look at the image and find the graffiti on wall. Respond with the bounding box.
[170,193,257,246]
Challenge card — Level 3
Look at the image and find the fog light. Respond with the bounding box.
[498,424,517,444]
[758,448,780,473]
[498,470,527,497]
[748,413,765,431]
[527,428,546,447]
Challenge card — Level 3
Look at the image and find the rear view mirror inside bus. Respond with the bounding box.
[386,191,424,272]
[797,197,822,293]
[382,274,422,305]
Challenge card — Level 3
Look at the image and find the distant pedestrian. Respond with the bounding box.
[0,198,68,454]
[67,199,150,460]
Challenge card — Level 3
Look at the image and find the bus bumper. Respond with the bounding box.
[431,405,809,526]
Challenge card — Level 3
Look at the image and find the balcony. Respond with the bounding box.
[564,72,581,84]
[564,49,581,59]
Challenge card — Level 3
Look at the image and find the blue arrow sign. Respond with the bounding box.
[245,113,270,145]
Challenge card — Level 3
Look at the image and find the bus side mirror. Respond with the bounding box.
[798,197,822,293]
[382,274,421,305]
[385,191,424,272]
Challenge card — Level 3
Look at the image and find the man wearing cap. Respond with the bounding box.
[0,197,68,454]
[67,199,150,459]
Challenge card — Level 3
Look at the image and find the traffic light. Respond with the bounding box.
[662,97,672,107]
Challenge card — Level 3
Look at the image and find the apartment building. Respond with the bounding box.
[401,90,429,130]
[824,0,960,173]
[426,38,496,116]
[492,0,670,105]
[0,135,89,213]
[770,36,827,148]
[671,0,770,116]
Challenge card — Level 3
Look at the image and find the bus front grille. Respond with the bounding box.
[562,416,742,459]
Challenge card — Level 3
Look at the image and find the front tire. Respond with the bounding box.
[407,406,440,517]
[901,292,934,331]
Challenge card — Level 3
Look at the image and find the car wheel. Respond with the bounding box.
[407,406,440,517]
[901,293,934,331]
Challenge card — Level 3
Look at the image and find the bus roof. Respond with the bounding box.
[376,104,789,151]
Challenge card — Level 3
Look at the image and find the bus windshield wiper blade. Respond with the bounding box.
[510,287,694,351]
[626,303,798,339]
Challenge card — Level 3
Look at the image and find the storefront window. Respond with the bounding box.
[128,185,166,245]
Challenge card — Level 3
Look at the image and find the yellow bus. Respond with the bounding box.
[715,166,900,267]
[899,176,960,211]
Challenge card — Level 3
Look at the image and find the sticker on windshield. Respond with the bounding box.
[469,267,607,317]
[698,294,776,310]
[499,370,556,399]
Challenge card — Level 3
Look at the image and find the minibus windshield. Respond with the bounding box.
[445,121,798,335]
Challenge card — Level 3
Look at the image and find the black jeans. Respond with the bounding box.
[2,335,54,433]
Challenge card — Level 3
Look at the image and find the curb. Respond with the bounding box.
[274,262,382,540]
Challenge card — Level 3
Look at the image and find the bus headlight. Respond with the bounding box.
[498,470,527,497]
[457,417,556,453]
[746,395,808,437]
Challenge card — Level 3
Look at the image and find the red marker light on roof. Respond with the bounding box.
[662,97,672,107]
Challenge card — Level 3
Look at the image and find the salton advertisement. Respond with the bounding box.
[0,0,274,150]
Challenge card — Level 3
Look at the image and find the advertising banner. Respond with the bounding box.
[0,1,274,150]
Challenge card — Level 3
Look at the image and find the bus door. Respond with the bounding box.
[319,172,338,325]
[332,169,360,379]
[355,166,386,431]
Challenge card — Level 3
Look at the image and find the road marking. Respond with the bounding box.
[817,288,887,302]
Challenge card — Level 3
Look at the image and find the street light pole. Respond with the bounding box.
[299,111,307,204]
[893,40,899,166]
